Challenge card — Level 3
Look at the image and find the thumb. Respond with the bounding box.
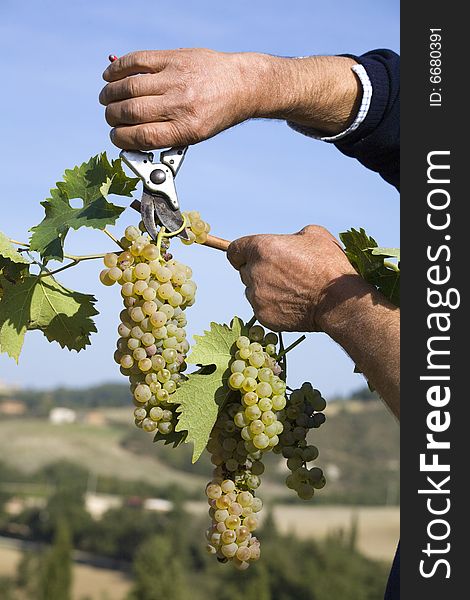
[227,235,257,270]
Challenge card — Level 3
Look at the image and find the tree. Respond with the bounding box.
[128,535,188,600]
[38,519,73,600]
[244,563,271,600]
[0,576,17,600]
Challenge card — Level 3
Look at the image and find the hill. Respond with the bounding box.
[0,383,399,505]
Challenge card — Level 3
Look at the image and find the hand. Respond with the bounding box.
[100,49,361,150]
[227,225,360,332]
[100,49,276,150]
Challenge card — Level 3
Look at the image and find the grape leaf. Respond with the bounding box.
[0,231,30,282]
[371,247,400,260]
[0,232,30,265]
[29,153,139,261]
[340,228,400,307]
[0,274,98,361]
[153,429,187,448]
[340,228,383,277]
[169,317,243,463]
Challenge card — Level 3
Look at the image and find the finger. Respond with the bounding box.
[239,265,252,287]
[99,73,171,106]
[103,51,172,82]
[245,287,257,312]
[110,122,184,151]
[227,236,256,270]
[105,97,172,127]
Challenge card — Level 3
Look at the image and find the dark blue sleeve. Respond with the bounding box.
[336,49,400,190]
[384,542,400,599]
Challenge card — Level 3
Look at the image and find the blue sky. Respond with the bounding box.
[0,0,399,396]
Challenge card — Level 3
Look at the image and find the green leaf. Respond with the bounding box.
[169,317,243,462]
[0,274,98,361]
[29,153,139,261]
[0,276,32,360]
[0,232,29,264]
[371,247,400,260]
[0,231,30,283]
[340,228,400,307]
[153,429,187,448]
[340,228,383,278]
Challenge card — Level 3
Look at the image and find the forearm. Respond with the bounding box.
[317,275,400,419]
[250,54,361,135]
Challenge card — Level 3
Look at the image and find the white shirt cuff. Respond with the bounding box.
[287,64,373,143]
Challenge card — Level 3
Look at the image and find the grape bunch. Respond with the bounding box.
[181,210,210,245]
[205,479,261,569]
[98,211,329,570]
[228,325,286,452]
[276,383,327,500]
[203,324,286,567]
[99,215,208,434]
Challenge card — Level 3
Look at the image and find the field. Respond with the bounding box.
[0,541,132,600]
[0,418,207,493]
[0,500,399,600]
[0,397,399,599]
[0,396,399,504]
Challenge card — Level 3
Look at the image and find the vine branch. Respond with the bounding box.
[276,335,306,361]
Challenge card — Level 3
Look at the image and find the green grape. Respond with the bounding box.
[297,483,315,500]
[248,325,265,342]
[231,360,246,373]
[253,434,269,449]
[229,373,245,390]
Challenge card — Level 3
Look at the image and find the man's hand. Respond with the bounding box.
[227,225,359,332]
[100,49,276,150]
[100,49,361,150]
[228,225,400,419]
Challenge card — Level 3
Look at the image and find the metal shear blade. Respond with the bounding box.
[120,148,189,241]
[140,190,189,241]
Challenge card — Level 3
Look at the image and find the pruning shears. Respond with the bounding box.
[109,53,227,251]
[120,147,190,241]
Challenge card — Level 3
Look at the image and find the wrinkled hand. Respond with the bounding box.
[100,49,274,150]
[227,225,360,332]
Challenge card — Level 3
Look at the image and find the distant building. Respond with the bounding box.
[49,407,77,425]
[85,493,122,519]
[144,498,173,512]
[0,400,26,416]
[84,410,107,426]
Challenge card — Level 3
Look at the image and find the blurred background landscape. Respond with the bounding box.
[0,381,399,599]
[1,0,399,598]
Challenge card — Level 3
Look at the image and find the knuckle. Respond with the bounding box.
[135,125,157,150]
[126,76,142,98]
[129,50,152,68]
[165,121,188,146]
[181,84,198,107]
[125,99,145,123]
[299,224,329,237]
[252,238,271,260]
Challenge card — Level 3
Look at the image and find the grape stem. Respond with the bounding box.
[8,239,30,248]
[155,215,188,262]
[38,253,109,278]
[276,335,306,361]
[279,332,287,381]
[103,228,125,249]
[384,260,400,272]
[246,315,257,330]
[9,238,113,262]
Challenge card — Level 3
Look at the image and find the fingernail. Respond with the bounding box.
[110,128,116,141]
